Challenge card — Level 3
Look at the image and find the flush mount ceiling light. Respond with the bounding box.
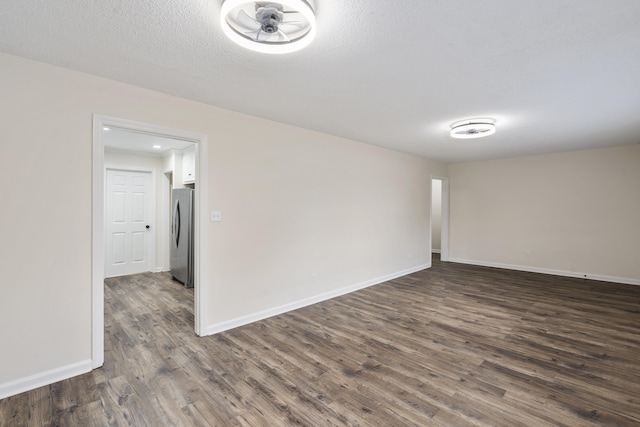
[220,0,316,54]
[450,118,496,139]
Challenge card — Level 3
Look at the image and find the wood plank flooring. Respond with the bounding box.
[2,256,640,426]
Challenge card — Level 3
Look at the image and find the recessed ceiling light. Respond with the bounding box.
[220,0,316,54]
[103,127,110,131]
[153,145,162,149]
[450,119,496,139]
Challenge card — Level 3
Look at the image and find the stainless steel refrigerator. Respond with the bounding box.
[171,188,194,288]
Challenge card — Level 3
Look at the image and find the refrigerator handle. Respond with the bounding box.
[173,199,181,247]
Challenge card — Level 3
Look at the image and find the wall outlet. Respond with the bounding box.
[524,250,531,257]
[211,211,222,222]
[311,272,317,284]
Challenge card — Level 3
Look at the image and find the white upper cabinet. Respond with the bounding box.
[182,145,196,184]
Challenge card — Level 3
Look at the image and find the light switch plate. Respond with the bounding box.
[211,211,222,222]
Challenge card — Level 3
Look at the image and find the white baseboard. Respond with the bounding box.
[0,359,92,400]
[205,263,430,336]
[448,258,640,286]
[432,249,441,254]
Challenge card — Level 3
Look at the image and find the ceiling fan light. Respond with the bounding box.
[450,119,496,139]
[220,0,316,54]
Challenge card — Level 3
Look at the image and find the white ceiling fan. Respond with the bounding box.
[220,0,316,54]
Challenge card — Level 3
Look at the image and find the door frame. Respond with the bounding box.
[92,115,209,369]
[104,167,156,278]
[430,175,449,262]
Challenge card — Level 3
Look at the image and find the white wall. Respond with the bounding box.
[209,125,445,328]
[0,53,446,397]
[431,179,442,252]
[448,144,640,284]
[105,150,167,273]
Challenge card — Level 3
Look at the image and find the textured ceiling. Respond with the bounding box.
[2,0,640,162]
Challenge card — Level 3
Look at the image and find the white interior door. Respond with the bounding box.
[105,169,154,278]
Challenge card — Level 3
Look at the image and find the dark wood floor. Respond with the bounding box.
[2,256,640,426]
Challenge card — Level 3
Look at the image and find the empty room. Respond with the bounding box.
[1,1,639,426]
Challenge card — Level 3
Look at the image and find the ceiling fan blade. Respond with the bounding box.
[279,21,304,29]
[254,30,274,42]
[236,9,261,31]
[247,29,289,43]
[275,30,290,42]
[244,29,261,41]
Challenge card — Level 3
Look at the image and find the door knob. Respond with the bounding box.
[146,225,150,229]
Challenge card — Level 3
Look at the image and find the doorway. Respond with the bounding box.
[431,176,449,262]
[92,115,209,369]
